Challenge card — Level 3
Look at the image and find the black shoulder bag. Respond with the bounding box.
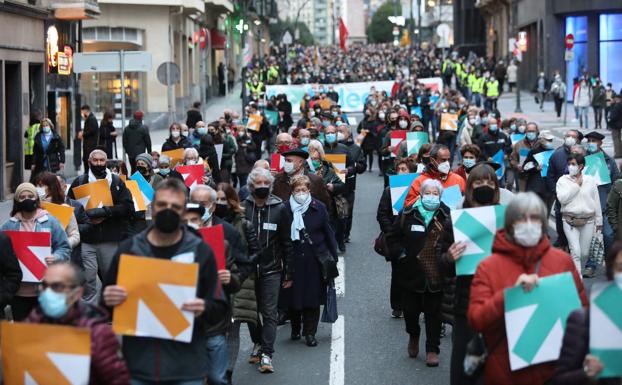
[301,228,339,281]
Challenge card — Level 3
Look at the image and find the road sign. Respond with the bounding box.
[282,30,293,45]
[156,62,181,85]
[565,50,575,61]
[565,33,574,50]
[73,51,151,73]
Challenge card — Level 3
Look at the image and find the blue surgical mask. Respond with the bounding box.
[544,142,554,150]
[202,208,212,223]
[422,194,440,211]
[322,121,330,128]
[510,124,517,132]
[526,132,537,141]
[38,288,70,319]
[587,143,598,153]
[159,168,170,175]
[489,124,498,132]
[197,126,208,135]
[325,133,337,144]
[463,158,476,169]
[42,126,51,134]
[300,137,310,146]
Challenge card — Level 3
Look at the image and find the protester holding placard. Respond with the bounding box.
[357,106,381,172]
[1,182,70,320]
[556,154,603,275]
[522,131,555,207]
[468,192,587,385]
[510,121,539,191]
[308,140,347,224]
[0,231,21,316]
[161,122,193,152]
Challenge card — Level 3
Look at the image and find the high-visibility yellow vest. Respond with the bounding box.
[472,77,485,93]
[467,73,476,90]
[486,79,500,97]
[24,123,39,156]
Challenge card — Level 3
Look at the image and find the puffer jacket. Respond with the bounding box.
[468,231,588,385]
[26,302,130,385]
[232,274,257,324]
[122,119,152,158]
[242,194,294,278]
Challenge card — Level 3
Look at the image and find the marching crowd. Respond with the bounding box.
[0,42,621,385]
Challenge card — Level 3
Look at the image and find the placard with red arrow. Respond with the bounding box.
[3,231,51,283]
[175,164,205,189]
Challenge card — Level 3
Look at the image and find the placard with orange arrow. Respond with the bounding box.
[112,254,199,342]
[41,202,73,229]
[161,148,185,167]
[71,179,113,210]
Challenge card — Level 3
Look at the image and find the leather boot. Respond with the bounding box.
[407,334,419,358]
[426,352,440,367]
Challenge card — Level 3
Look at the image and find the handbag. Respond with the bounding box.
[373,232,391,260]
[333,195,350,219]
[563,214,592,227]
[321,282,338,323]
[588,230,605,266]
[302,228,339,281]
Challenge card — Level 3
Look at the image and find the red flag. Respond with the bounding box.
[339,18,349,51]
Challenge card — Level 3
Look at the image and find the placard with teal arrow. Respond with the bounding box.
[389,173,419,215]
[585,152,612,186]
[130,171,154,205]
[492,149,505,180]
[589,281,622,378]
[504,272,582,371]
[264,110,279,126]
[533,149,554,177]
[511,133,525,145]
[406,132,429,156]
[451,205,505,275]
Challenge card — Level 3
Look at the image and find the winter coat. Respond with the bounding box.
[197,134,222,183]
[608,101,622,129]
[82,112,99,161]
[393,201,450,293]
[468,231,588,385]
[161,135,193,152]
[510,138,537,170]
[122,119,152,158]
[606,179,622,241]
[0,231,22,307]
[376,186,403,260]
[557,174,602,225]
[99,120,116,159]
[340,139,367,191]
[592,85,607,108]
[67,173,134,244]
[477,130,511,161]
[357,118,380,151]
[103,226,226,382]
[574,84,592,107]
[26,302,130,385]
[546,145,571,194]
[32,130,65,174]
[524,144,554,200]
[232,275,257,324]
[552,308,621,385]
[220,134,237,169]
[242,194,294,278]
[186,108,202,129]
[272,170,332,212]
[234,134,258,174]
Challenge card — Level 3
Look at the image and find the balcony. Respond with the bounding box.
[49,0,100,20]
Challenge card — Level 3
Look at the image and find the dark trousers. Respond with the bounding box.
[363,149,374,171]
[344,190,355,239]
[594,107,604,128]
[10,296,39,321]
[234,173,248,189]
[554,199,568,247]
[554,97,564,118]
[255,273,281,356]
[247,320,262,344]
[450,314,481,385]
[128,157,137,175]
[402,291,442,354]
[390,260,402,311]
[290,307,320,336]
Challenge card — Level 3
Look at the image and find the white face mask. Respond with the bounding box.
[437,161,451,175]
[568,165,580,177]
[337,132,345,142]
[171,130,180,139]
[614,271,622,286]
[283,161,295,174]
[187,222,200,230]
[513,220,542,247]
[378,112,386,120]
[564,137,576,147]
[186,159,197,165]
[293,192,310,205]
[399,120,408,129]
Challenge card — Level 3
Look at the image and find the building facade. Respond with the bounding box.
[453,0,485,55]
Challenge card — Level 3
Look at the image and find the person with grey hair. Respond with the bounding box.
[394,177,449,367]
[468,192,588,385]
[241,166,294,373]
[67,149,133,302]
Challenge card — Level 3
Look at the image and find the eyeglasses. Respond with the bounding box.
[40,281,77,293]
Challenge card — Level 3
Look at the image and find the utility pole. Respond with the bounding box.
[417,0,421,49]
[409,0,414,48]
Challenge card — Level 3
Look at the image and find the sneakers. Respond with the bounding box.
[407,334,419,358]
[259,353,274,373]
[582,267,596,278]
[248,344,261,364]
[426,352,440,367]
[440,323,447,338]
[391,309,403,318]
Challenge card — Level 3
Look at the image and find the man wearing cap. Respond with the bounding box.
[583,130,620,277]
[608,92,622,158]
[123,110,152,174]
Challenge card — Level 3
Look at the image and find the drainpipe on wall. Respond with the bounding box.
[169,6,184,125]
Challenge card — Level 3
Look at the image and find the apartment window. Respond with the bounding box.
[599,13,622,93]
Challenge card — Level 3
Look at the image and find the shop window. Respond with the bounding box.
[600,14,622,94]
[566,16,588,101]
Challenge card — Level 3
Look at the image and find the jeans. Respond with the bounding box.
[563,220,595,275]
[206,334,228,385]
[402,291,442,354]
[471,92,482,108]
[131,380,203,385]
[82,241,119,302]
[594,106,604,128]
[256,273,281,356]
[579,106,590,129]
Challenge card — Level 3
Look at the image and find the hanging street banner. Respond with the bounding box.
[504,272,582,371]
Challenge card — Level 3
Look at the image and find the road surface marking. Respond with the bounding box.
[329,316,345,385]
[335,256,345,297]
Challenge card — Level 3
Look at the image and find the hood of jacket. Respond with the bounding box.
[127,118,142,130]
[491,229,551,270]
[244,193,283,207]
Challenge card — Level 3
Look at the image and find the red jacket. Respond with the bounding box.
[27,302,130,385]
[468,230,587,385]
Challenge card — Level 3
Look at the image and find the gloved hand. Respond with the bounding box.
[86,207,111,219]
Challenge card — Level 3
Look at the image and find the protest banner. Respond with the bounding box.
[125,180,147,212]
[130,172,154,205]
[406,132,429,156]
[440,113,458,131]
[585,152,612,186]
[246,114,264,132]
[198,225,226,272]
[271,153,285,172]
[390,130,407,157]
[325,154,347,182]
[175,164,204,189]
[161,148,185,167]
[533,150,554,177]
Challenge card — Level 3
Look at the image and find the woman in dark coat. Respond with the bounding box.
[357,106,381,172]
[31,118,65,179]
[161,122,193,152]
[552,241,622,385]
[277,94,293,132]
[0,231,22,311]
[99,109,117,159]
[394,178,449,367]
[233,126,257,188]
[285,175,338,347]
[523,134,554,206]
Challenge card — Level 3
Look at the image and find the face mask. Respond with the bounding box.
[587,143,598,153]
[309,110,315,117]
[378,112,386,120]
[293,192,310,205]
[337,132,345,142]
[214,203,230,218]
[311,159,321,169]
[322,121,330,128]
[518,125,526,133]
[253,186,270,199]
[159,168,170,176]
[36,187,47,200]
[300,137,310,146]
[90,164,107,178]
[332,111,338,117]
[186,159,197,166]
[137,166,149,175]
[154,208,181,233]
[42,126,51,134]
[468,118,476,125]
[325,133,337,144]
[544,142,554,150]
[526,132,537,142]
[171,130,180,139]
[513,220,542,247]
[564,137,576,147]
[237,131,246,138]
[283,161,296,174]
[197,127,208,135]
[16,198,37,213]
[614,271,622,285]
[473,185,495,205]
[421,194,440,211]
[489,124,498,133]
[463,158,476,169]
[38,288,71,319]
[182,131,189,137]
[336,121,343,127]
[187,221,200,230]
[437,161,451,175]
[568,164,580,177]
[399,120,408,129]
[510,124,517,132]
[202,208,212,223]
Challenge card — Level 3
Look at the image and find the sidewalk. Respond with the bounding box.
[0,85,244,223]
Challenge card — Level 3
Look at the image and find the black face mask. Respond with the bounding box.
[253,187,270,199]
[16,198,37,213]
[154,208,181,233]
[473,185,496,205]
[422,156,431,165]
[137,166,149,175]
[214,203,230,218]
[90,164,107,178]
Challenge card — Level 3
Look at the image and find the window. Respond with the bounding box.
[600,14,622,94]
[565,16,588,101]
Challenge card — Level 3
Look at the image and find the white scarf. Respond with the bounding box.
[88,167,112,186]
[289,193,311,241]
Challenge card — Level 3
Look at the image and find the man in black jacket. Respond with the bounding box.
[123,111,152,174]
[0,231,22,317]
[242,167,294,373]
[68,149,134,302]
[103,178,227,383]
[608,93,622,158]
[80,105,99,173]
[186,101,203,129]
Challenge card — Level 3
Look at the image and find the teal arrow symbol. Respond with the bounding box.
[454,211,494,275]
[594,284,622,332]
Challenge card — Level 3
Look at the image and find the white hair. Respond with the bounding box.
[89,149,107,160]
[183,147,199,161]
[504,192,547,237]
[190,184,217,203]
[247,167,274,191]
[420,179,444,196]
[307,140,325,159]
